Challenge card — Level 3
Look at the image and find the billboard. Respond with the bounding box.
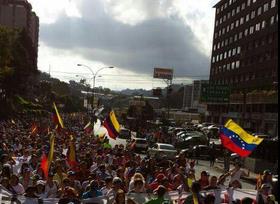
[200,84,230,103]
[153,68,173,80]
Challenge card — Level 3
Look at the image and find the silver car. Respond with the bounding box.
[147,143,177,159]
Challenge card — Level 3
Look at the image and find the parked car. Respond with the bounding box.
[118,128,131,140]
[133,138,148,152]
[175,135,208,149]
[180,144,223,159]
[147,143,177,159]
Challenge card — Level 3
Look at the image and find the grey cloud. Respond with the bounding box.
[39,0,210,76]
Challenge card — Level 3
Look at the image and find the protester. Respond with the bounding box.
[0,115,277,203]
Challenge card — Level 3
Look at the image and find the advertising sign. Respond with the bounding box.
[153,68,173,80]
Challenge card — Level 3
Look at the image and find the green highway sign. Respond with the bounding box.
[200,84,230,103]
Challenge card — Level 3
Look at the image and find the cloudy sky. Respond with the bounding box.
[29,0,217,90]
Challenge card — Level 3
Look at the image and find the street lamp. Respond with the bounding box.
[77,64,114,110]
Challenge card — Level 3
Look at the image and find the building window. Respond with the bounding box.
[244,28,248,36]
[235,19,239,27]
[212,57,215,63]
[227,25,230,32]
[249,26,254,34]
[228,50,232,57]
[217,42,220,48]
[276,14,278,21]
[271,0,276,8]
[220,53,223,61]
[241,3,246,10]
[246,14,250,22]
[234,34,238,41]
[213,44,216,51]
[224,2,228,8]
[262,20,266,28]
[222,28,225,34]
[232,9,235,16]
[223,15,227,22]
[217,8,220,14]
[256,23,260,31]
[236,60,240,68]
[229,36,233,43]
[247,0,251,6]
[264,3,269,12]
[232,48,236,55]
[236,6,240,13]
[215,21,219,27]
[229,0,232,5]
[216,55,219,62]
[220,18,223,24]
[227,63,231,70]
[240,17,244,25]
[228,12,231,19]
[251,10,255,19]
[237,46,241,54]
[224,52,227,59]
[231,22,234,30]
[252,0,256,3]
[231,62,235,69]
[223,64,226,71]
[257,7,262,15]
[239,32,243,39]
[270,16,275,24]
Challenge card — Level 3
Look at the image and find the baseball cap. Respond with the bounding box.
[113,177,122,184]
[36,180,45,186]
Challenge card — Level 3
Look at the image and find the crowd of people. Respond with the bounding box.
[0,113,278,204]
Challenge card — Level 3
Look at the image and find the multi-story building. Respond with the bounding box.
[182,80,209,115]
[0,0,39,68]
[208,0,278,137]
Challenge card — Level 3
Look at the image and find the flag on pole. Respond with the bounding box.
[40,133,55,179]
[103,111,120,140]
[41,152,48,179]
[53,102,64,129]
[219,119,264,157]
[67,135,78,168]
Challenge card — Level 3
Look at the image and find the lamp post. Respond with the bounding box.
[77,64,114,111]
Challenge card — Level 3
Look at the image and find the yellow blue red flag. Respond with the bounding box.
[220,119,263,157]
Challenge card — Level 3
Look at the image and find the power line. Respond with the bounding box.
[42,69,209,78]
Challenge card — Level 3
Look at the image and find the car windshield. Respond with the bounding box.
[159,144,176,150]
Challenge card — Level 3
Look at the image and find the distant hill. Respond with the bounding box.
[118,89,152,96]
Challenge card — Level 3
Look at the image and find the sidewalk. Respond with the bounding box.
[215,162,258,185]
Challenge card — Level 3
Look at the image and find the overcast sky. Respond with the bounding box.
[29,0,217,90]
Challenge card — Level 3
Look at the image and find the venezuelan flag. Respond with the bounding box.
[220,119,263,157]
[103,111,120,140]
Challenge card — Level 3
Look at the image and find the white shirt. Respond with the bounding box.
[230,169,243,183]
